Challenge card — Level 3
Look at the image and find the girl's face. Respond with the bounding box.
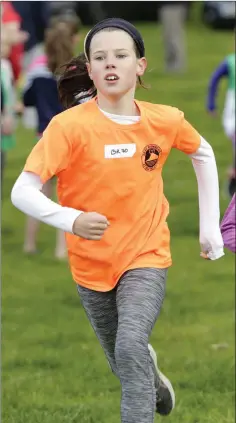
[87,29,147,100]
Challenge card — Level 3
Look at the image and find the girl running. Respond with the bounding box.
[11,18,224,423]
[21,14,81,258]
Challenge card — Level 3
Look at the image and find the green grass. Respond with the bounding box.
[2,21,235,423]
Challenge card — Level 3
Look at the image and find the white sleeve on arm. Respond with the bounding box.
[189,136,224,260]
[11,172,83,234]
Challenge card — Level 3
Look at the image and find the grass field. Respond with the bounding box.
[2,19,235,423]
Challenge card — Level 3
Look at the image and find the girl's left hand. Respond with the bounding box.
[200,247,224,260]
[200,252,210,260]
[200,228,224,260]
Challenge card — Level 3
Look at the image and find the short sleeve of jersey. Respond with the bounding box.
[23,118,72,183]
[172,110,201,154]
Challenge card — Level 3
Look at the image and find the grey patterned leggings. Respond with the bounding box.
[77,268,167,423]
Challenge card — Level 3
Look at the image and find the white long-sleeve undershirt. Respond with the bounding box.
[11,111,224,259]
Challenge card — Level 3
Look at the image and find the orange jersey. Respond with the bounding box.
[24,99,201,291]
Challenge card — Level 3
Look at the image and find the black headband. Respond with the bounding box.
[84,18,145,59]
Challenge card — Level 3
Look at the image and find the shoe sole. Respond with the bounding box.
[148,344,176,410]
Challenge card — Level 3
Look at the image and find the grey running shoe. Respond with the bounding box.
[148,344,175,416]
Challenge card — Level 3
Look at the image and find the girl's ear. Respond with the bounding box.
[136,57,147,77]
[86,62,93,80]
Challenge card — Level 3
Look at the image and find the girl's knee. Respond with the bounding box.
[115,334,148,371]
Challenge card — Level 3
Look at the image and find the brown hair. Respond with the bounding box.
[57,27,147,109]
[45,15,81,74]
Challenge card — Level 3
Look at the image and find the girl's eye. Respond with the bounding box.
[117,54,126,59]
[95,56,104,61]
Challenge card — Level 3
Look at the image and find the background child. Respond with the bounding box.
[220,193,236,253]
[206,50,235,197]
[21,13,81,258]
[1,20,27,187]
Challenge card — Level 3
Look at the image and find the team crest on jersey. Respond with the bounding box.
[141,144,162,171]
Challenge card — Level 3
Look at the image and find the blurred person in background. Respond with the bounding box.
[11,18,224,423]
[220,193,236,254]
[21,13,81,258]
[1,19,28,187]
[12,1,49,71]
[47,1,106,24]
[1,1,28,116]
[158,1,189,73]
[1,1,24,83]
[9,1,50,122]
[46,1,78,22]
[1,25,16,185]
[207,49,235,197]
[12,2,82,130]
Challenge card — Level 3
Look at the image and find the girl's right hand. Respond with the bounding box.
[72,212,110,240]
